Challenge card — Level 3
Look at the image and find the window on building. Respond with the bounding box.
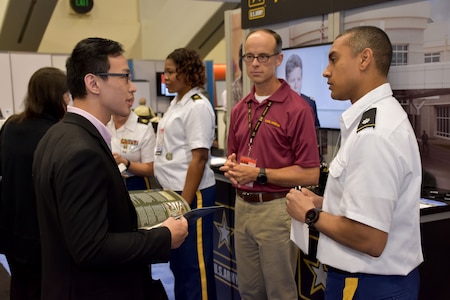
[424,52,441,63]
[392,44,408,66]
[436,105,450,139]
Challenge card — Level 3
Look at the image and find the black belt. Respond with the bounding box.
[236,189,287,203]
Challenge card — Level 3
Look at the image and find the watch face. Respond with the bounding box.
[257,168,267,184]
[257,173,267,184]
[305,211,316,222]
[305,208,320,224]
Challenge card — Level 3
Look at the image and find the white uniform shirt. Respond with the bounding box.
[154,87,215,191]
[318,83,423,275]
[106,112,156,177]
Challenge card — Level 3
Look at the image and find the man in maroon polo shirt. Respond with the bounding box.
[220,28,320,300]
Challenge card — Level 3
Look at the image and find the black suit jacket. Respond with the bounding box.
[301,93,320,128]
[0,114,58,263]
[33,113,171,300]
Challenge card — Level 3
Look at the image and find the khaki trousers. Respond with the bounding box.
[235,195,298,300]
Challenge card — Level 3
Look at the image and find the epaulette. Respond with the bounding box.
[137,117,150,125]
[357,107,376,133]
[191,94,202,101]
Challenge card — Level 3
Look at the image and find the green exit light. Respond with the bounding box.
[75,0,90,7]
[70,0,94,14]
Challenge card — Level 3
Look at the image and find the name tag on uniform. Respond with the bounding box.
[155,128,164,156]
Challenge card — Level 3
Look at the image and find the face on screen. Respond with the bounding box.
[286,66,302,95]
[278,44,351,129]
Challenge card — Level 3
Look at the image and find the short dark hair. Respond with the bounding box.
[339,26,393,76]
[66,37,124,99]
[166,48,206,88]
[238,43,243,72]
[11,67,68,123]
[245,29,283,55]
[285,54,303,80]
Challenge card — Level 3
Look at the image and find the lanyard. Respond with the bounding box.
[247,100,272,156]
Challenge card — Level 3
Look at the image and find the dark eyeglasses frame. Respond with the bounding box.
[94,73,131,83]
[241,53,279,63]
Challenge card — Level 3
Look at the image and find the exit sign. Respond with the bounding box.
[70,0,94,14]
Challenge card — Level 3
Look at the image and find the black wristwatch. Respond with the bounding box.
[305,208,322,230]
[256,167,268,185]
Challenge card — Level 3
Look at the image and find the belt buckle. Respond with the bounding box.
[241,191,263,203]
[241,191,250,201]
[258,193,263,202]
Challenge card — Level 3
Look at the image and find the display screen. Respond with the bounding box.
[276,43,351,130]
[156,72,177,97]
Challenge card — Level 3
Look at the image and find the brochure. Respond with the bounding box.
[129,189,223,230]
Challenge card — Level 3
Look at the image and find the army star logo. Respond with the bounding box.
[214,211,234,253]
[304,258,327,294]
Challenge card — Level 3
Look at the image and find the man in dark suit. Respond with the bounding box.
[32,37,188,300]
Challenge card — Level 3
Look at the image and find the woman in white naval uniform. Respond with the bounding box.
[107,102,156,190]
[154,48,216,300]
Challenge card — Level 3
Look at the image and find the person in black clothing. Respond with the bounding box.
[32,37,187,300]
[0,67,70,300]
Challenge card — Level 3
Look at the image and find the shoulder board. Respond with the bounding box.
[191,94,202,101]
[357,107,376,133]
[137,117,150,125]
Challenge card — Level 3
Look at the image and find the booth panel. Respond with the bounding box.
[214,174,240,299]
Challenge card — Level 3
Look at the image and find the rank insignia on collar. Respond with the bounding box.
[357,107,377,133]
[191,94,202,101]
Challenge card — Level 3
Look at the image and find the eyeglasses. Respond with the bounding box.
[95,73,131,83]
[241,53,279,63]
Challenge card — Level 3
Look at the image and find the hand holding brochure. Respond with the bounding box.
[179,206,224,224]
[128,189,223,230]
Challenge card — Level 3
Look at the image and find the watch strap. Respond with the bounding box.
[257,167,267,184]
[259,167,265,176]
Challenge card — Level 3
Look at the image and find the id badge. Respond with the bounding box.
[240,156,256,188]
[155,128,164,156]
